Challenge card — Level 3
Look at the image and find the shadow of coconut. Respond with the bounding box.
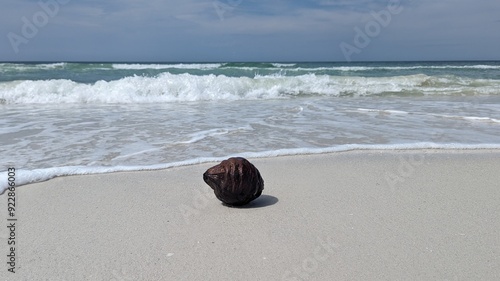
[222,194,279,209]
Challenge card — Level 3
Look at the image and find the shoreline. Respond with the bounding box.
[1,150,500,280]
[2,146,500,195]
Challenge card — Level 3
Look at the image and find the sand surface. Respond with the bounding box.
[1,150,500,280]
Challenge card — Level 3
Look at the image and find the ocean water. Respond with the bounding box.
[1,61,500,193]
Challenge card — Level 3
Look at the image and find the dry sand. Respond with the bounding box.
[1,150,500,280]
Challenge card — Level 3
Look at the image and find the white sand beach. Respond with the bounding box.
[1,150,500,280]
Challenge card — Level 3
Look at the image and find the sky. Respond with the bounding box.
[1,0,499,62]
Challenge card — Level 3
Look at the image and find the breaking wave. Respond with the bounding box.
[1,73,499,104]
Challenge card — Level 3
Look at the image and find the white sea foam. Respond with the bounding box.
[112,63,222,70]
[2,62,499,75]
[291,65,500,72]
[272,63,297,67]
[209,63,500,72]
[2,143,500,194]
[0,62,67,72]
[355,108,500,123]
[431,114,500,123]
[178,128,230,144]
[107,62,500,73]
[462,117,500,123]
[356,108,409,114]
[1,73,499,104]
[39,62,67,69]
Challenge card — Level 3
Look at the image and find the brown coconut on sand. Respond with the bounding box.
[203,157,264,206]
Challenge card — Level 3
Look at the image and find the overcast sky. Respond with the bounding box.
[1,0,499,62]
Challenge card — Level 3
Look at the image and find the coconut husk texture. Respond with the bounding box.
[203,157,264,206]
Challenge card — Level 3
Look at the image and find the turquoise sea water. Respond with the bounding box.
[1,61,500,192]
